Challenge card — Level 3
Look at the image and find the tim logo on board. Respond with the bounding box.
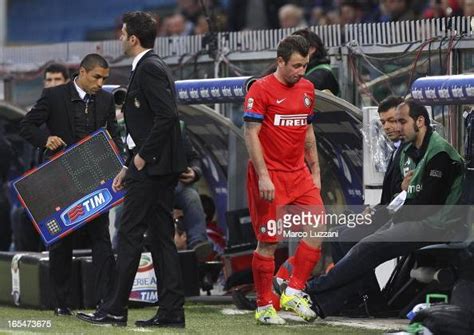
[60,189,112,226]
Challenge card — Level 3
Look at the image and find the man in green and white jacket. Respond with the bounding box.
[308,99,466,318]
[396,99,464,230]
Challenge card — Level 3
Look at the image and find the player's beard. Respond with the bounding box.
[287,74,302,86]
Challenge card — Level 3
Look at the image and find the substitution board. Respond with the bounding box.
[12,129,125,246]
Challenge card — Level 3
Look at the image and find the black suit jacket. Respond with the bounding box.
[20,81,122,151]
[124,50,187,176]
[380,142,406,205]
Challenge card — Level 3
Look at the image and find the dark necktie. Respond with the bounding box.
[387,146,399,172]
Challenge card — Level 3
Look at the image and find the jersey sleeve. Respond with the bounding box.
[243,81,266,123]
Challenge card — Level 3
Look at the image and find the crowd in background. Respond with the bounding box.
[151,0,474,38]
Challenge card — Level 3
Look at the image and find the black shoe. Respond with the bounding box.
[76,309,127,327]
[135,314,185,328]
[54,307,73,316]
[231,289,256,311]
[272,277,288,296]
[76,308,101,319]
[76,300,104,318]
[311,298,326,319]
[192,241,213,262]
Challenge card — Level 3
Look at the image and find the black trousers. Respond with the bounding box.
[322,207,392,309]
[308,220,447,316]
[104,165,184,317]
[49,213,115,308]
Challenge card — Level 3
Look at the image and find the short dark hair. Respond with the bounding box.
[403,99,431,129]
[79,53,109,71]
[44,63,69,80]
[292,29,328,62]
[122,11,157,49]
[277,35,310,63]
[378,96,404,114]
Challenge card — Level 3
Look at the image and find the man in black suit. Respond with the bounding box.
[378,96,405,207]
[327,96,405,262]
[20,54,120,316]
[77,11,187,328]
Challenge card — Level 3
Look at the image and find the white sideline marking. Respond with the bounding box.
[219,308,407,331]
[221,308,252,315]
[129,328,154,332]
[315,317,408,331]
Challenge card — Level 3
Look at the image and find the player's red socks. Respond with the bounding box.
[271,291,281,310]
[288,240,321,290]
[252,251,275,307]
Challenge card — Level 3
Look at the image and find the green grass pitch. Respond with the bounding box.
[0,303,390,334]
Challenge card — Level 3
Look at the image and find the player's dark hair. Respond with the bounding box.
[80,53,109,71]
[277,35,309,63]
[122,11,157,49]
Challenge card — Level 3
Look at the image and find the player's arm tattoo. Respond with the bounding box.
[305,126,321,176]
[305,126,317,160]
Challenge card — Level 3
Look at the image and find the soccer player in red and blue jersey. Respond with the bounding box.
[243,35,325,325]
